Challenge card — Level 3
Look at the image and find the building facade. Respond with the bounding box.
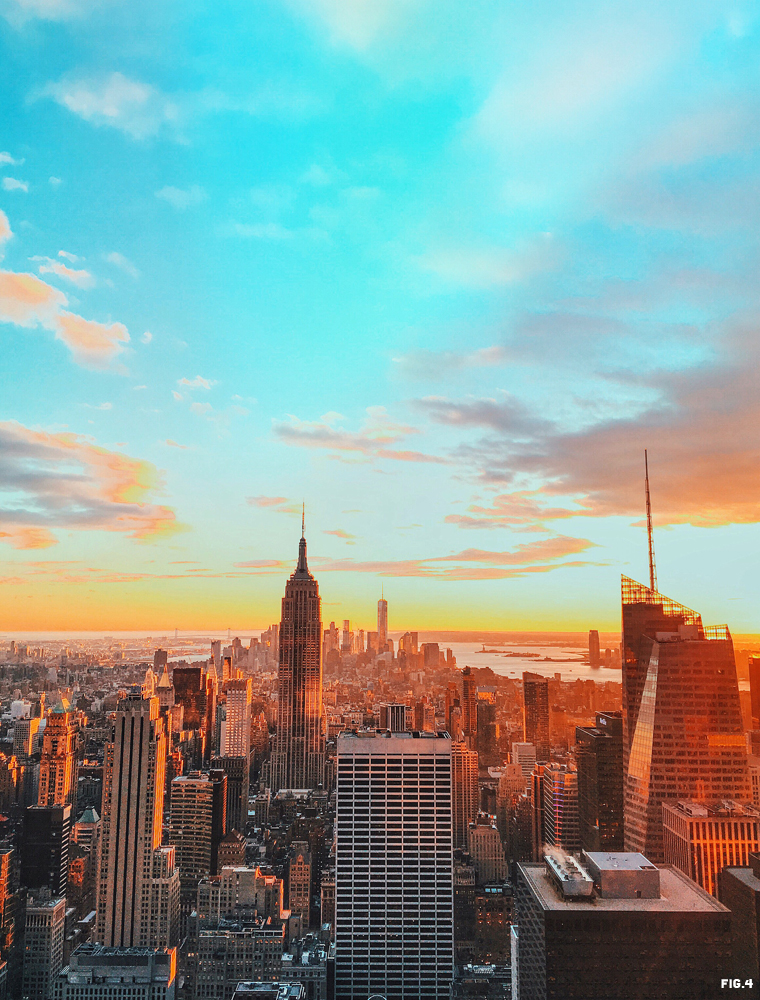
[522,673,550,763]
[38,699,78,807]
[542,764,579,853]
[451,742,479,851]
[22,894,65,1000]
[335,730,454,1000]
[51,944,177,1000]
[575,712,623,851]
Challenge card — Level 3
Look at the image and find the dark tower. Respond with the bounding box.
[270,515,325,791]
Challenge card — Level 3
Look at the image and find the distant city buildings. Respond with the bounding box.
[522,672,550,763]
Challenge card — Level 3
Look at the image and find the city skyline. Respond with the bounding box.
[2,2,760,633]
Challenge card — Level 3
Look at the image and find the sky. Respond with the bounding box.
[1,0,760,633]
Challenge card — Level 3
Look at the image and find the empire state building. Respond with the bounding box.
[271,521,325,791]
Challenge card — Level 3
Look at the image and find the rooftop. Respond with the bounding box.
[519,862,727,913]
[664,799,760,819]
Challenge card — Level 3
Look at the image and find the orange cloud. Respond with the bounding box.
[0,269,66,326]
[0,420,185,548]
[53,311,129,368]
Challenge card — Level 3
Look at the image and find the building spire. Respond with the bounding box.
[301,501,305,539]
[295,503,309,576]
[645,449,657,592]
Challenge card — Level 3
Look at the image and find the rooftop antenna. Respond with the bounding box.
[645,449,657,592]
[301,502,305,538]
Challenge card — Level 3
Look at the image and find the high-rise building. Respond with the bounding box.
[718,851,760,982]
[462,667,477,743]
[21,804,71,896]
[271,527,325,792]
[575,711,624,851]
[335,730,454,1000]
[222,679,252,757]
[51,943,177,1000]
[523,672,550,763]
[38,696,78,807]
[467,813,507,884]
[512,742,537,780]
[621,576,750,861]
[211,755,249,835]
[169,772,221,898]
[588,629,600,668]
[172,665,205,730]
[379,703,407,732]
[154,648,168,671]
[22,894,65,1000]
[451,741,479,850]
[377,596,388,646]
[542,763,579,852]
[96,688,179,949]
[287,842,311,928]
[13,716,40,760]
[513,851,731,1000]
[663,799,760,897]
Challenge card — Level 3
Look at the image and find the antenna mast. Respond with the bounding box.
[644,449,657,592]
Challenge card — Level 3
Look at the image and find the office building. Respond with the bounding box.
[13,716,40,760]
[476,689,498,761]
[512,743,537,780]
[462,668,477,742]
[217,829,245,869]
[663,799,760,897]
[96,688,179,949]
[621,576,750,861]
[588,630,600,668]
[271,526,325,792]
[38,696,77,807]
[21,804,71,896]
[280,939,328,1000]
[451,741,479,850]
[575,712,623,851]
[377,596,388,646]
[189,917,286,1000]
[718,851,760,981]
[51,943,177,1000]
[287,842,312,928]
[169,772,229,898]
[522,673,550,763]
[172,665,206,730]
[751,656,760,729]
[335,730,454,1000]
[223,679,253,757]
[379,703,407,733]
[211,755,249,835]
[232,985,305,1000]
[196,866,285,924]
[467,814,507,884]
[542,764,579,852]
[513,851,731,999]
[23,894,65,1000]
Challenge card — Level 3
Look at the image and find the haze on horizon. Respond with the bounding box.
[1,0,759,633]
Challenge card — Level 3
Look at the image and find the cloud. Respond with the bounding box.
[323,529,357,539]
[0,420,184,548]
[2,0,95,23]
[285,0,417,51]
[171,391,183,401]
[156,185,206,210]
[0,270,68,327]
[164,439,187,449]
[84,402,112,411]
[0,152,23,166]
[49,176,62,187]
[41,72,181,140]
[635,103,760,170]
[177,375,215,390]
[416,394,551,436]
[0,211,12,255]
[34,257,95,289]
[141,330,152,344]
[2,178,28,193]
[247,496,289,508]
[233,559,289,569]
[416,234,559,290]
[190,401,212,415]
[53,311,129,369]
[104,251,140,278]
[393,345,511,380]
[58,250,79,263]
[228,222,295,240]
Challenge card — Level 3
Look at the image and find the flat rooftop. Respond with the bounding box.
[584,852,657,872]
[519,863,727,913]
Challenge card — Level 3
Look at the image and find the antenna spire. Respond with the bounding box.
[301,502,305,539]
[645,449,657,592]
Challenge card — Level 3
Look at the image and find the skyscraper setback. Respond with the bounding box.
[270,524,325,792]
[621,576,750,861]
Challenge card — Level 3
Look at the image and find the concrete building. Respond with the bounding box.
[377,596,388,647]
[22,894,66,1000]
[621,577,750,861]
[452,742,479,850]
[223,679,253,758]
[51,943,177,1000]
[335,730,454,1000]
[467,814,507,885]
[379,704,407,733]
[462,668,477,744]
[280,937,328,1000]
[287,843,311,929]
[169,771,227,897]
[588,630,601,668]
[189,917,286,1000]
[575,712,623,851]
[718,851,760,982]
[231,985,304,1000]
[542,764,579,853]
[21,803,71,896]
[663,799,760,897]
[211,755,249,836]
[96,688,179,949]
[513,851,732,999]
[271,527,325,792]
[522,674,550,763]
[196,866,285,924]
[511,743,537,781]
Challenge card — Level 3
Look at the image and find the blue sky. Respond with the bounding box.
[1,0,760,632]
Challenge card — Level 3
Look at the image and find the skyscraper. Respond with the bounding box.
[451,741,479,850]
[38,695,77,807]
[542,763,580,852]
[575,711,624,851]
[588,629,600,668]
[335,730,454,1000]
[523,672,550,763]
[222,678,252,757]
[750,655,760,730]
[96,688,179,948]
[271,524,325,792]
[621,576,750,861]
[377,594,388,647]
[462,667,477,743]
